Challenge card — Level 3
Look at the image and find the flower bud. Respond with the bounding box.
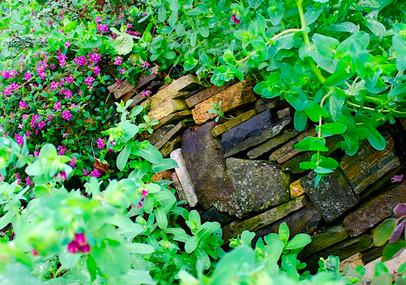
[67,241,79,253]
[80,244,91,254]
[75,233,87,247]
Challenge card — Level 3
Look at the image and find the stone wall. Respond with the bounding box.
[110,70,406,271]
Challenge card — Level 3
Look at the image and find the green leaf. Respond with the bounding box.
[0,210,17,230]
[248,0,262,8]
[112,33,134,55]
[151,158,178,173]
[279,222,290,244]
[285,234,311,250]
[371,273,393,285]
[316,122,347,137]
[117,144,132,171]
[59,247,81,269]
[125,243,155,254]
[365,18,386,38]
[154,207,168,229]
[366,126,386,151]
[132,142,163,164]
[294,110,307,132]
[294,136,318,151]
[304,7,323,25]
[268,2,284,26]
[374,218,397,246]
[304,100,330,122]
[382,242,406,262]
[185,235,199,253]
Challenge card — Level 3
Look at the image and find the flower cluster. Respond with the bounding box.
[67,233,91,254]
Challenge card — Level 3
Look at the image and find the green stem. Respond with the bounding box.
[296,0,326,84]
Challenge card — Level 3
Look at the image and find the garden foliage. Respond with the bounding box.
[1,0,406,284]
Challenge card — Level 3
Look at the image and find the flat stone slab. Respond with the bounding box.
[181,121,240,216]
[254,98,282,114]
[224,118,291,157]
[254,202,322,245]
[152,110,192,131]
[146,98,188,122]
[160,136,181,158]
[344,180,406,237]
[192,80,257,125]
[170,149,198,207]
[226,158,290,214]
[153,121,185,150]
[269,127,317,164]
[340,136,400,194]
[222,195,307,243]
[247,128,300,159]
[221,110,274,152]
[300,225,349,259]
[298,169,359,223]
[185,81,234,108]
[212,109,257,138]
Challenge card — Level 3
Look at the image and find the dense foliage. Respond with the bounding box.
[1,0,406,284]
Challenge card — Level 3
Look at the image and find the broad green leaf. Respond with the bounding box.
[185,235,199,253]
[304,100,330,122]
[294,136,318,151]
[248,0,262,9]
[285,233,311,250]
[374,218,397,246]
[294,110,307,131]
[154,207,168,229]
[313,34,340,59]
[366,18,386,38]
[125,243,155,254]
[304,7,323,25]
[112,34,134,55]
[278,222,290,244]
[132,142,163,164]
[382,242,406,262]
[316,122,347,137]
[366,126,386,150]
[371,273,392,285]
[268,2,284,26]
[151,158,178,173]
[117,144,132,171]
[59,247,81,269]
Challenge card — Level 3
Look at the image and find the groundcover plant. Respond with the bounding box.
[1,0,406,284]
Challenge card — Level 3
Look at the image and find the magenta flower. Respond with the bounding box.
[34,151,39,157]
[80,244,91,254]
[136,201,143,208]
[63,89,72,99]
[14,133,24,146]
[54,102,61,110]
[95,16,101,23]
[142,61,150,68]
[65,42,71,48]
[90,169,101,178]
[25,72,32,81]
[75,233,87,246]
[67,241,79,254]
[88,53,101,63]
[142,12,147,16]
[70,158,77,168]
[84,76,95,86]
[97,138,105,149]
[392,174,404,183]
[57,145,67,155]
[62,110,72,120]
[142,90,151,97]
[31,248,38,256]
[19,101,27,109]
[26,177,32,186]
[37,121,46,130]
[231,14,240,24]
[114,56,122,65]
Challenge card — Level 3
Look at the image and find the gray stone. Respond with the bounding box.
[181,121,240,216]
[254,202,321,245]
[201,207,235,226]
[340,136,400,194]
[221,110,275,152]
[343,180,406,237]
[153,121,186,150]
[299,225,349,259]
[170,149,198,207]
[247,128,300,159]
[299,169,359,223]
[226,158,290,214]
[224,118,291,158]
[148,125,174,145]
[222,195,308,243]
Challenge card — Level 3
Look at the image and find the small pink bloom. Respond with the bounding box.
[26,177,31,186]
[231,14,240,24]
[142,61,150,68]
[142,90,151,97]
[70,158,77,168]
[65,42,71,48]
[67,241,79,253]
[392,174,404,183]
[31,248,38,256]
[114,56,122,66]
[80,244,91,254]
[75,233,87,246]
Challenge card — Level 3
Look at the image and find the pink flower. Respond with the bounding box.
[75,233,87,246]
[14,133,24,146]
[31,248,38,256]
[37,121,46,130]
[97,24,109,33]
[114,57,122,66]
[88,53,101,63]
[120,68,126,74]
[19,101,27,109]
[26,177,32,186]
[136,201,143,208]
[142,90,151,97]
[65,42,71,48]
[70,158,77,168]
[63,89,72,99]
[90,169,101,178]
[231,14,240,24]
[54,102,61,110]
[62,110,72,120]
[60,171,67,181]
[67,241,79,254]
[83,169,89,176]
[119,14,124,19]
[142,61,150,68]
[74,55,87,67]
[84,76,95,86]
[80,244,91,254]
[97,138,105,149]
[57,145,67,155]
[34,151,39,157]
[58,53,68,67]
[142,12,147,16]
[95,16,101,23]
[25,73,32,81]
[142,190,148,198]
[392,174,404,183]
[93,66,100,76]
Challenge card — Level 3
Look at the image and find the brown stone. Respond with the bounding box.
[135,65,160,92]
[170,149,198,207]
[148,125,174,145]
[146,98,188,122]
[254,98,282,113]
[160,136,182,158]
[129,92,148,107]
[340,137,400,194]
[224,118,291,157]
[282,135,342,173]
[211,110,257,138]
[181,121,240,216]
[339,253,364,273]
[290,180,306,199]
[151,170,173,182]
[343,181,406,237]
[305,235,372,273]
[192,80,257,125]
[171,172,187,202]
[299,225,349,259]
[254,202,322,244]
[185,81,234,108]
[269,128,317,164]
[152,110,192,131]
[153,121,186,150]
[299,169,359,223]
[222,195,308,243]
[247,128,300,159]
[109,79,135,100]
